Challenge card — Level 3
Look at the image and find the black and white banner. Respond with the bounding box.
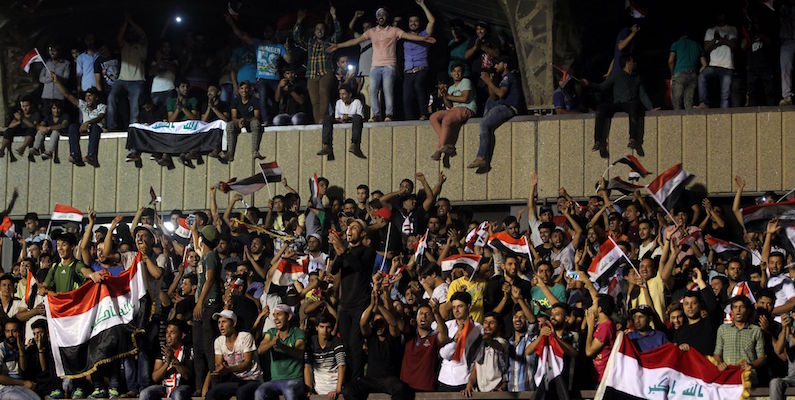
[126,120,224,154]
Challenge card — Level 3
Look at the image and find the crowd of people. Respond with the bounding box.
[0,169,794,400]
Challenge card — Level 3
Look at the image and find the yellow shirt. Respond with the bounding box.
[630,274,666,325]
[447,277,487,323]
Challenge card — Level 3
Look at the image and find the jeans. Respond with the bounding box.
[139,384,192,400]
[220,83,234,103]
[307,73,334,123]
[2,125,35,140]
[254,378,305,400]
[224,119,262,157]
[151,89,176,110]
[477,104,516,159]
[594,101,644,145]
[206,380,261,400]
[698,66,732,108]
[342,376,410,400]
[781,39,795,98]
[107,80,145,130]
[0,386,40,400]
[34,128,61,153]
[403,68,429,120]
[192,302,221,391]
[124,320,157,393]
[256,79,279,123]
[338,305,368,380]
[90,360,122,391]
[67,123,102,159]
[272,112,311,126]
[369,65,396,118]
[322,114,363,146]
[770,375,795,400]
[671,72,697,110]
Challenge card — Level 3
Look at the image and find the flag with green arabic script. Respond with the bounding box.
[44,254,148,378]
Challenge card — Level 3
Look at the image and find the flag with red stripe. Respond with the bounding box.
[613,154,650,178]
[605,177,645,195]
[723,281,757,324]
[587,239,626,282]
[488,231,532,259]
[51,204,84,222]
[645,164,693,209]
[45,254,147,378]
[217,161,282,195]
[534,331,566,388]
[309,173,320,201]
[20,48,44,73]
[440,254,481,272]
[0,215,14,238]
[173,218,192,245]
[705,235,744,255]
[595,332,748,400]
[741,199,795,230]
[464,221,489,253]
[25,269,38,309]
[413,229,429,260]
[271,257,308,286]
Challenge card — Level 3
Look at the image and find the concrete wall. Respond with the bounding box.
[2,108,793,217]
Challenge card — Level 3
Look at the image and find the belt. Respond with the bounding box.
[405,66,427,74]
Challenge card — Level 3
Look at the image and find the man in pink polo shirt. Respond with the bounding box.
[328,7,435,122]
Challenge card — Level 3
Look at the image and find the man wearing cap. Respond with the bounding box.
[207,310,262,400]
[627,304,668,352]
[329,218,375,380]
[255,304,305,400]
[327,7,437,122]
[438,291,483,391]
[714,296,766,384]
[50,71,105,167]
[762,220,795,317]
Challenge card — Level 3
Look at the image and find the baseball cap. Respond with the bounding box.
[212,309,237,323]
[629,304,654,317]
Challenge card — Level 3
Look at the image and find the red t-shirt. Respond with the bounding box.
[592,320,616,380]
[400,331,441,391]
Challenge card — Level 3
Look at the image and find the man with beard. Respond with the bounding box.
[438,291,483,391]
[627,255,674,326]
[530,262,566,316]
[756,290,785,384]
[0,319,38,400]
[762,220,795,316]
[769,313,795,400]
[400,299,448,392]
[140,320,194,400]
[527,303,579,399]
[462,312,508,396]
[485,255,532,336]
[549,203,583,275]
[725,258,760,298]
[329,219,375,380]
[255,304,305,400]
[627,305,668,352]
[506,297,537,393]
[675,267,720,355]
[327,7,437,122]
[637,219,656,259]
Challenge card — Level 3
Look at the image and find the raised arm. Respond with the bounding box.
[79,208,97,265]
[416,0,435,35]
[732,175,746,229]
[225,14,254,45]
[326,34,368,53]
[50,72,78,107]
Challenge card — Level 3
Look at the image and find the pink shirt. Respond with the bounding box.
[362,26,405,67]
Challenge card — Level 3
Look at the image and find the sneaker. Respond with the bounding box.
[47,389,66,399]
[781,97,793,106]
[87,388,107,399]
[71,387,86,399]
[41,151,52,160]
[108,388,120,399]
[384,115,393,122]
[348,143,367,159]
[317,144,333,156]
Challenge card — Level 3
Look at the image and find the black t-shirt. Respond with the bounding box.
[43,113,70,128]
[93,55,119,90]
[232,294,259,333]
[329,245,376,309]
[485,275,532,337]
[174,297,195,320]
[6,109,41,129]
[534,244,553,264]
[277,81,310,115]
[365,332,403,379]
[232,97,257,120]
[202,100,230,122]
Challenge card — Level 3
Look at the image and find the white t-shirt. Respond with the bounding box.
[768,274,795,314]
[438,319,483,386]
[550,242,576,275]
[78,100,107,129]
[1,298,27,320]
[422,281,449,303]
[475,337,508,392]
[119,43,147,81]
[704,25,737,70]
[334,99,363,118]
[639,241,656,259]
[213,332,262,381]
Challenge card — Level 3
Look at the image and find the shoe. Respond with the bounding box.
[47,389,66,399]
[108,388,120,399]
[441,144,457,158]
[349,143,367,159]
[327,150,335,161]
[430,149,443,160]
[9,152,17,163]
[419,115,428,121]
[53,155,61,164]
[208,149,220,158]
[84,155,100,168]
[121,391,138,398]
[781,97,793,106]
[28,152,35,162]
[384,115,393,122]
[42,151,52,160]
[87,388,107,399]
[15,146,26,156]
[598,144,609,159]
[148,153,158,160]
[71,387,86,399]
[69,155,84,166]
[467,158,488,169]
[696,102,708,109]
[628,139,645,157]
[591,143,601,151]
[0,148,4,158]
[317,144,333,156]
[179,153,195,168]
[253,151,266,160]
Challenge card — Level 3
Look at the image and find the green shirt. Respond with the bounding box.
[44,259,87,293]
[530,283,566,315]
[196,251,221,306]
[714,323,765,365]
[670,38,703,74]
[165,97,198,121]
[266,326,305,381]
[448,78,477,114]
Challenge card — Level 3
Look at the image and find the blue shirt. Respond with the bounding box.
[404,30,430,71]
[231,45,257,84]
[553,87,578,111]
[91,261,126,277]
[255,41,286,81]
[627,329,668,352]
[76,52,99,90]
[487,71,522,112]
[507,330,534,392]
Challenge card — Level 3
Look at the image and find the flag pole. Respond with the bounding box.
[643,186,680,230]
[778,188,795,202]
[37,48,53,76]
[608,236,640,278]
[259,164,274,200]
[380,222,392,272]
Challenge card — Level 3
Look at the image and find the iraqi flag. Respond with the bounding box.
[723,281,757,324]
[127,120,224,154]
[605,177,645,195]
[413,229,429,260]
[173,218,192,245]
[645,164,693,209]
[45,254,148,378]
[440,254,481,272]
[309,173,320,201]
[271,257,308,286]
[218,161,283,195]
[24,270,38,309]
[51,204,84,222]
[0,216,14,238]
[588,238,626,282]
[21,48,44,73]
[705,235,744,255]
[613,154,651,180]
[464,221,489,253]
[488,231,532,260]
[741,198,795,231]
[595,332,749,400]
[534,332,566,389]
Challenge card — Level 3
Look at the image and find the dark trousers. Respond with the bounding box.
[747,65,778,106]
[532,376,571,400]
[206,379,260,400]
[192,303,221,390]
[2,125,36,140]
[593,101,644,145]
[322,115,363,146]
[256,79,279,123]
[337,305,367,380]
[67,123,102,158]
[342,376,410,400]
[403,69,429,120]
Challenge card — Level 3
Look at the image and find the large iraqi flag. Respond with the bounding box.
[45,254,148,378]
[595,332,750,400]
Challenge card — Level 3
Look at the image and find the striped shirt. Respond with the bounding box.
[507,329,534,392]
[293,19,341,78]
[304,335,346,395]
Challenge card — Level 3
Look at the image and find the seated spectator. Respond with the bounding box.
[553,74,581,114]
[206,310,262,400]
[220,81,262,162]
[139,319,193,400]
[429,62,475,161]
[318,86,366,160]
[714,295,766,384]
[0,318,39,400]
[166,80,200,167]
[428,72,450,115]
[255,304,306,400]
[582,55,654,159]
[769,313,795,400]
[32,101,69,163]
[304,313,345,398]
[51,71,106,168]
[24,319,63,399]
[200,85,230,124]
[272,66,311,126]
[697,13,737,109]
[468,56,522,172]
[0,96,40,162]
